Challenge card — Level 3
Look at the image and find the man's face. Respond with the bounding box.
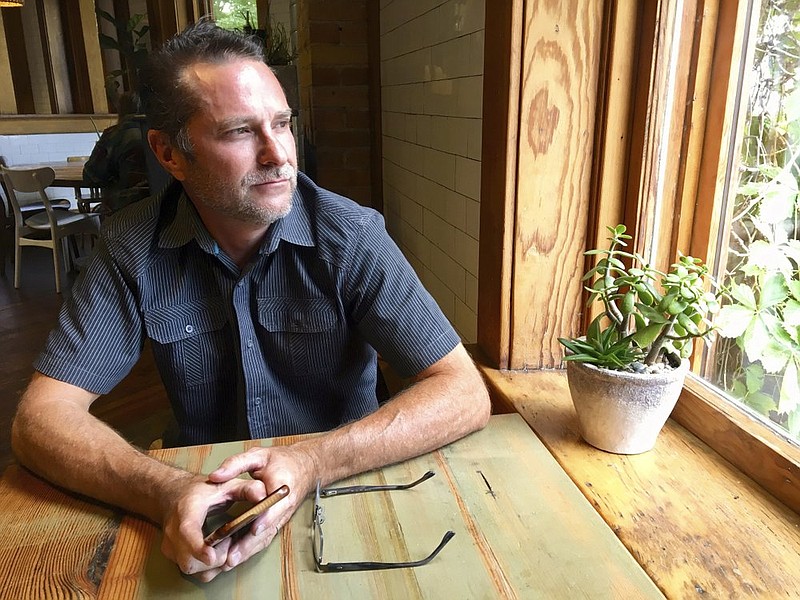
[169,59,298,226]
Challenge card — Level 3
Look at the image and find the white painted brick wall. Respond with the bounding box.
[0,133,99,203]
[380,0,484,342]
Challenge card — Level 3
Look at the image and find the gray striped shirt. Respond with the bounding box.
[35,173,460,446]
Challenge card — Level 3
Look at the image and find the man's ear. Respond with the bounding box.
[147,130,188,181]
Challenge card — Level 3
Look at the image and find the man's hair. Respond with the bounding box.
[140,18,266,156]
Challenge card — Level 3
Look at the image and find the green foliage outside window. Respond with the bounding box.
[713,0,800,438]
[212,0,258,31]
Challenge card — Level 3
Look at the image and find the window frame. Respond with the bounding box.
[478,0,800,513]
[668,0,800,510]
[0,0,208,124]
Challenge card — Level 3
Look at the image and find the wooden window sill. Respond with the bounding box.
[475,362,800,597]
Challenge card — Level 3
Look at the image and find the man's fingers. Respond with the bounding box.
[173,536,231,578]
[184,566,224,583]
[226,520,282,569]
[207,448,268,482]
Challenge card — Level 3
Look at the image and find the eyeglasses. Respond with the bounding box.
[311,470,455,573]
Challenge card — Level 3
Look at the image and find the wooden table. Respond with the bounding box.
[0,414,664,599]
[480,367,800,598]
[47,161,87,188]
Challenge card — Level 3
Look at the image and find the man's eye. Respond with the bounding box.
[228,127,250,135]
[275,120,290,129]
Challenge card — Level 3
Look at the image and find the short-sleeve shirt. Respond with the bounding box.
[34,173,460,446]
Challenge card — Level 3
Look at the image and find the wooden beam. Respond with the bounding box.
[670,0,721,260]
[508,0,603,369]
[80,0,109,113]
[584,0,640,326]
[0,9,17,114]
[2,6,34,114]
[587,0,639,246]
[145,0,181,48]
[688,0,760,274]
[476,0,524,369]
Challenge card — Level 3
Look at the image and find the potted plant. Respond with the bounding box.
[558,224,721,454]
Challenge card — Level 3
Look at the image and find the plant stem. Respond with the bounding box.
[605,241,627,337]
[643,315,677,365]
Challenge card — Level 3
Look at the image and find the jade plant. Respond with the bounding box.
[559,224,721,372]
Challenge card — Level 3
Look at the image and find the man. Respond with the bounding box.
[11,21,490,582]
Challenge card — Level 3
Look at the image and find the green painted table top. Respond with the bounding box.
[96,414,663,599]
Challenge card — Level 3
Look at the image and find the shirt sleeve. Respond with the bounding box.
[33,235,145,394]
[345,211,461,378]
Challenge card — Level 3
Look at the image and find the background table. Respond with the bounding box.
[48,161,87,188]
[0,414,664,599]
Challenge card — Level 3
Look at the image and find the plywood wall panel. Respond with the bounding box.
[509,1,603,369]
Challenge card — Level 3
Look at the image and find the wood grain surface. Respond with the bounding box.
[481,368,800,598]
[96,415,662,599]
[0,466,121,599]
[510,0,603,370]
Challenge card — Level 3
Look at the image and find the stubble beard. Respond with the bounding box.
[193,163,298,226]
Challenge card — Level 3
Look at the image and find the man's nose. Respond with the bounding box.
[258,133,288,165]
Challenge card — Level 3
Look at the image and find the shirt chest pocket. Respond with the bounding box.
[256,297,344,375]
[144,298,230,386]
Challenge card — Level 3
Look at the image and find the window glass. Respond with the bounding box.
[212,0,258,31]
[707,0,800,441]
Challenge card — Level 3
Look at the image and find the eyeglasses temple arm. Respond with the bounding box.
[317,530,455,572]
[320,470,436,497]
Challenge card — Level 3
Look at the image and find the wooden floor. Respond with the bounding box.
[0,246,172,471]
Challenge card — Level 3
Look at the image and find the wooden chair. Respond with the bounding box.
[0,156,71,276]
[1,165,100,293]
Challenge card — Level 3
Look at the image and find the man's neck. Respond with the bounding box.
[191,203,271,268]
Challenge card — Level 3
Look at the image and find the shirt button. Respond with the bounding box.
[237,280,244,287]
[185,324,194,334]
[246,339,254,348]
[254,397,262,405]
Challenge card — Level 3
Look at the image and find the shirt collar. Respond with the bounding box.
[157,176,315,255]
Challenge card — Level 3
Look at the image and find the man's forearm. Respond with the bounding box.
[298,345,490,486]
[11,373,188,524]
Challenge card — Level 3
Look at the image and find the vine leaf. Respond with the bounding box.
[716,305,754,338]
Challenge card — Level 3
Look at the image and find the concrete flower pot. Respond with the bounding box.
[565,359,689,454]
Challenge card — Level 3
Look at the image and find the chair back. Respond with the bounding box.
[1,166,58,228]
[0,156,10,218]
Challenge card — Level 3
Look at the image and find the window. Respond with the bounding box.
[0,1,211,123]
[701,0,800,443]
[211,0,258,31]
[478,0,800,512]
[0,0,104,115]
[644,0,800,508]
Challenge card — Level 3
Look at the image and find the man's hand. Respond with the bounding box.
[196,343,490,578]
[199,444,318,577]
[159,472,269,582]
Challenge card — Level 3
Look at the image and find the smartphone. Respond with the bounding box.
[203,485,290,547]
